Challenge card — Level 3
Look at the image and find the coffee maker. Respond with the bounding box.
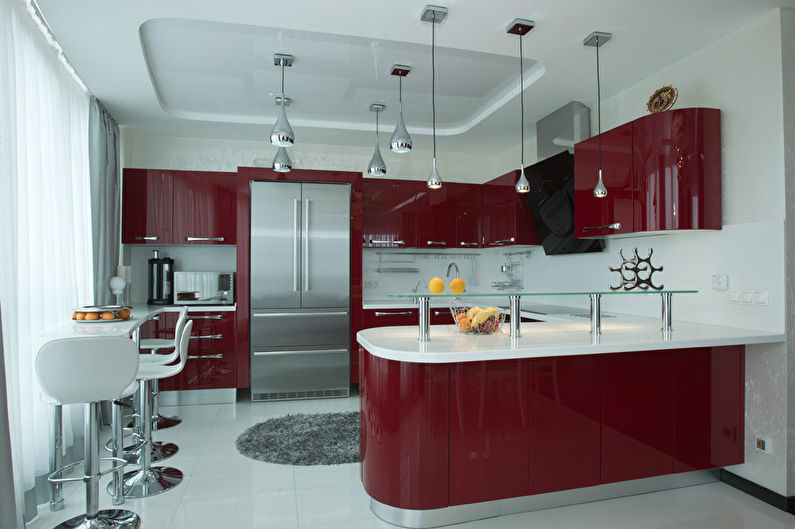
[147,250,174,305]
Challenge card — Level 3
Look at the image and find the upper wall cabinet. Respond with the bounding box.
[415,185,457,248]
[122,169,173,244]
[482,171,541,247]
[574,108,721,238]
[363,179,421,248]
[455,183,482,248]
[122,169,237,245]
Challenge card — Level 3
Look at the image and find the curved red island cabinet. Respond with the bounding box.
[357,316,782,528]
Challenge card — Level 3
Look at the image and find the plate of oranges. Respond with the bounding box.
[72,306,132,323]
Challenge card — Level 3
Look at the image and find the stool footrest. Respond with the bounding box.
[98,456,128,477]
[47,461,85,484]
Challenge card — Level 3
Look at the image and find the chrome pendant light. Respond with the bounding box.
[422,5,447,190]
[507,19,535,194]
[390,64,413,153]
[368,103,387,176]
[584,32,611,198]
[270,53,295,148]
[272,147,292,173]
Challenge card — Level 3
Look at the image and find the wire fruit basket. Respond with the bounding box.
[449,300,504,335]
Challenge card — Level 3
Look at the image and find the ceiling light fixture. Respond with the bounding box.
[270,53,295,148]
[507,18,535,194]
[272,147,292,173]
[422,5,447,190]
[584,31,611,198]
[390,64,413,153]
[368,103,387,176]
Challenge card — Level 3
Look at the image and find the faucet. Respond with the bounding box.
[411,280,424,293]
[446,262,459,278]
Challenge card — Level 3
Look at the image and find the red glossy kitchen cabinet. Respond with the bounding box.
[455,183,482,248]
[450,359,530,505]
[160,311,236,391]
[482,171,541,247]
[363,179,421,247]
[172,171,237,244]
[574,122,634,237]
[360,351,450,509]
[415,185,456,248]
[528,355,602,494]
[674,346,744,472]
[602,350,675,483]
[363,308,418,328]
[633,108,721,232]
[122,169,173,244]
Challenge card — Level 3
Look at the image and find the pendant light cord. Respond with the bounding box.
[399,76,403,110]
[375,110,379,144]
[280,60,286,104]
[596,36,602,171]
[431,18,437,160]
[519,33,524,168]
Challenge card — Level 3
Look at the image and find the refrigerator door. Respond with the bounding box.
[250,181,302,309]
[250,348,350,400]
[300,183,350,308]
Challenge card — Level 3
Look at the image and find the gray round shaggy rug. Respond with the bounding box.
[235,411,360,465]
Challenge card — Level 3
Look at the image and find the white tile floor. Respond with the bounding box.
[26,395,795,529]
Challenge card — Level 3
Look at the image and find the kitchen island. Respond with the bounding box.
[357,315,784,528]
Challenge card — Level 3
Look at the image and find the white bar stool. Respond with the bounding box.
[36,336,141,529]
[112,321,192,499]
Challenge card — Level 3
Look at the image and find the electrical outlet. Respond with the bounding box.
[364,280,379,289]
[740,291,754,304]
[728,290,740,303]
[752,291,769,305]
[755,436,772,454]
[711,274,729,291]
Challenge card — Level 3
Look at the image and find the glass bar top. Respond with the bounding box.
[386,290,697,298]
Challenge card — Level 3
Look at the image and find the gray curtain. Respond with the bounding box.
[0,305,22,529]
[89,97,120,305]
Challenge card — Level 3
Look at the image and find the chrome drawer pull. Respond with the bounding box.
[189,314,223,320]
[189,333,223,340]
[490,237,515,245]
[426,240,446,245]
[187,353,224,360]
[135,236,158,241]
[433,310,448,316]
[370,240,406,245]
[186,236,225,242]
[583,222,622,232]
[374,311,413,316]
[459,242,479,247]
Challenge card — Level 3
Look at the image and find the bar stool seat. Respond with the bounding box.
[36,336,141,529]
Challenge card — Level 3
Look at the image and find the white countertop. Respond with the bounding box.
[357,315,784,364]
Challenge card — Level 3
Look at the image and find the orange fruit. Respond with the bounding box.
[450,277,466,294]
[428,277,445,294]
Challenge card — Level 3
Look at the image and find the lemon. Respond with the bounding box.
[450,277,466,294]
[428,277,445,294]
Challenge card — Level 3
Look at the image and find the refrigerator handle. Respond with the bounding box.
[293,199,300,292]
[303,199,310,292]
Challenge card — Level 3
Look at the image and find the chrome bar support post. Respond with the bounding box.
[112,400,125,505]
[589,294,602,335]
[418,296,430,343]
[661,292,673,339]
[85,402,100,520]
[49,404,64,511]
[509,295,521,340]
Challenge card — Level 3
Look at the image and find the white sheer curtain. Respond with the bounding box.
[0,0,93,524]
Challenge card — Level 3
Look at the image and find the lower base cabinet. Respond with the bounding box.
[360,346,744,510]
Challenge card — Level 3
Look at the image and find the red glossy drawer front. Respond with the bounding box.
[529,355,602,494]
[160,350,236,390]
[674,346,744,472]
[450,360,530,505]
[430,308,454,326]
[602,350,674,483]
[574,123,634,237]
[360,350,449,509]
[363,308,418,328]
[186,311,235,352]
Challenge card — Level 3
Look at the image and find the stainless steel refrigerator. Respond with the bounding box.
[249,181,350,401]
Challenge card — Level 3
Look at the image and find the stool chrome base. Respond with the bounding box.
[112,466,183,498]
[53,509,141,529]
[152,413,181,430]
[119,441,178,464]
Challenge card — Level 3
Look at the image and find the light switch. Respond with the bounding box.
[740,291,754,304]
[728,290,740,303]
[752,291,769,305]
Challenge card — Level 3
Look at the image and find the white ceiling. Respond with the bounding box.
[36,0,795,152]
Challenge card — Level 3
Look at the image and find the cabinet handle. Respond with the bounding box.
[188,314,223,320]
[459,242,479,247]
[370,240,406,245]
[186,236,225,242]
[135,236,158,241]
[187,353,224,360]
[490,237,515,245]
[583,223,622,232]
[189,333,224,340]
[426,240,446,246]
[432,310,449,316]
[374,311,414,316]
